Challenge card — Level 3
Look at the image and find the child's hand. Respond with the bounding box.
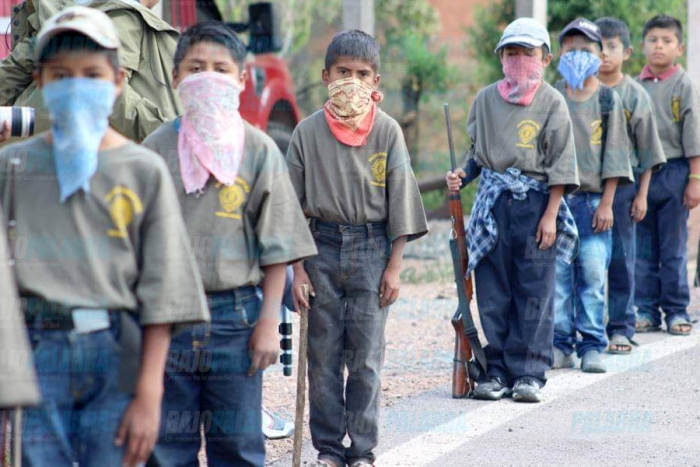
[379,264,401,307]
[0,121,10,143]
[248,319,280,376]
[292,265,315,311]
[536,210,557,249]
[593,202,614,232]
[684,178,700,210]
[631,194,648,223]
[115,390,162,467]
[445,169,466,192]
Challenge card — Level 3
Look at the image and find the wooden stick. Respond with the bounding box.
[12,409,20,467]
[292,284,310,467]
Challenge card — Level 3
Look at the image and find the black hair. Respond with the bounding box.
[642,14,683,42]
[174,21,247,71]
[595,17,631,48]
[324,29,381,72]
[36,32,119,73]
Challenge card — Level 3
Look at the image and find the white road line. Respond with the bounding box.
[376,335,699,466]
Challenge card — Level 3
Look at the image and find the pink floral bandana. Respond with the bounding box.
[177,72,245,194]
[497,54,543,106]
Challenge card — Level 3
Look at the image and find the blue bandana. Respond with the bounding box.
[557,50,601,91]
[43,78,116,202]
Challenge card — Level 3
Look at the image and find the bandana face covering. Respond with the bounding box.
[43,78,116,203]
[177,71,245,194]
[497,54,543,106]
[558,50,601,91]
[324,77,383,147]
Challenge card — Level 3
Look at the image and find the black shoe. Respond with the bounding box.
[473,377,512,400]
[512,377,542,403]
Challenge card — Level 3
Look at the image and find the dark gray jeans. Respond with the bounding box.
[305,219,389,466]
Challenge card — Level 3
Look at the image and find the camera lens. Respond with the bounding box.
[0,107,35,138]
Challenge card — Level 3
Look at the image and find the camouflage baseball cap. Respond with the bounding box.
[34,6,120,60]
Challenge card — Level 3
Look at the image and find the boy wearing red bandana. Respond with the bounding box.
[286,30,428,467]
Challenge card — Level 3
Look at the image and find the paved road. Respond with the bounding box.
[271,326,700,467]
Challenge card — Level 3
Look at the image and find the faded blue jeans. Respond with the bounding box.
[21,315,131,467]
[305,220,389,466]
[554,193,612,357]
[151,287,264,467]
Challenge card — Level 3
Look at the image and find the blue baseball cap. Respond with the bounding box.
[495,18,551,53]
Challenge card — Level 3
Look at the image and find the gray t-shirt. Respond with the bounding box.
[0,136,209,325]
[637,67,700,160]
[0,211,39,408]
[143,120,318,292]
[613,75,666,172]
[466,82,579,191]
[286,108,428,243]
[555,80,633,193]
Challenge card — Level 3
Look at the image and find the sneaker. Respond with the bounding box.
[581,350,607,373]
[552,347,577,369]
[349,460,374,467]
[472,377,512,400]
[512,377,542,403]
[313,458,342,467]
[261,406,294,440]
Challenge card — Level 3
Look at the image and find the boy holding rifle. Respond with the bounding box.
[446,18,579,403]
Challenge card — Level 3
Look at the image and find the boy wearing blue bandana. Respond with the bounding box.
[553,19,633,373]
[0,7,209,467]
[447,18,579,403]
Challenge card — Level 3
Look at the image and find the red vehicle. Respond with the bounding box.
[0,0,301,152]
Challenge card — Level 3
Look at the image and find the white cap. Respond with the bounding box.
[494,17,551,53]
[35,6,120,60]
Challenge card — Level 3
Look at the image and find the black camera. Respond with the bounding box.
[0,107,35,138]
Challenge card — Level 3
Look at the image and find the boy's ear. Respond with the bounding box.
[374,73,381,89]
[238,68,248,91]
[172,68,179,89]
[678,42,685,55]
[624,46,633,61]
[114,68,127,97]
[322,69,330,87]
[542,53,553,68]
[33,70,42,88]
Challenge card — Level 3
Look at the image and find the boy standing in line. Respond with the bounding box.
[143,22,316,466]
[594,17,666,354]
[0,8,209,466]
[447,18,579,403]
[552,19,632,373]
[635,15,700,336]
[287,30,428,467]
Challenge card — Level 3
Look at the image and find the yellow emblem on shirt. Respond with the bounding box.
[105,187,144,239]
[516,120,541,149]
[369,152,387,187]
[624,109,632,122]
[672,96,681,122]
[591,120,603,145]
[215,178,250,220]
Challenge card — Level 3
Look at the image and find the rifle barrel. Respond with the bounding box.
[444,103,458,172]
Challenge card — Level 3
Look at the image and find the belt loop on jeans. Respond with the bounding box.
[366,223,373,237]
[309,217,317,231]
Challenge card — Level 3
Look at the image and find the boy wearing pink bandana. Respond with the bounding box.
[446,18,579,403]
[286,30,428,467]
[142,22,317,466]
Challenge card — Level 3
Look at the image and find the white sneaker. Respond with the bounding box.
[261,406,294,439]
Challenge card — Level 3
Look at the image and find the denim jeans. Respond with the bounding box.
[474,190,557,386]
[151,287,264,467]
[635,158,690,327]
[305,220,389,466]
[607,183,637,339]
[554,193,612,357]
[21,316,132,467]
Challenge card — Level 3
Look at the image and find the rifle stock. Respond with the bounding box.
[445,104,477,398]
